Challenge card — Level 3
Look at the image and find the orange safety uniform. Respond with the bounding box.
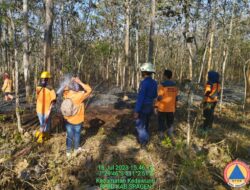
[63,84,92,125]
[2,78,12,93]
[36,86,56,115]
[204,83,221,103]
[155,81,178,113]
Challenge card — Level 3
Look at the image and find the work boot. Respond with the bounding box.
[35,131,41,139]
[66,152,71,158]
[37,132,44,144]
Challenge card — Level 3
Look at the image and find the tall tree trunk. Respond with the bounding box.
[116,54,121,86]
[123,0,130,90]
[9,12,23,133]
[0,2,8,72]
[219,1,235,111]
[43,0,53,73]
[207,1,216,73]
[60,3,65,75]
[207,21,215,72]
[23,0,30,101]
[187,43,193,80]
[135,3,140,90]
[198,42,208,83]
[148,0,155,63]
[183,0,193,81]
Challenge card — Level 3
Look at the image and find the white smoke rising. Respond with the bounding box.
[56,74,73,95]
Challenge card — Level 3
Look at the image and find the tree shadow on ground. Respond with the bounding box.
[80,117,105,147]
[63,102,217,189]
[64,110,158,190]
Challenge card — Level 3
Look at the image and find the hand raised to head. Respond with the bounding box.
[72,77,81,84]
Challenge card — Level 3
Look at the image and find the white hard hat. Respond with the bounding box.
[140,62,155,73]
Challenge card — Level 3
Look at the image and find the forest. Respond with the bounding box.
[0,0,250,189]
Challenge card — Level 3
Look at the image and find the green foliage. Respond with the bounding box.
[161,136,173,148]
[175,139,186,150]
[13,132,22,144]
[94,41,111,57]
[176,152,212,188]
[0,115,7,123]
[181,154,206,170]
[18,108,25,115]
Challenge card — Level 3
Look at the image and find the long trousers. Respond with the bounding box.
[158,112,174,136]
[203,102,217,130]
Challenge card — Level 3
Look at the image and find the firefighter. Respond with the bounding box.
[1,73,13,101]
[61,77,92,157]
[35,71,56,143]
[203,71,221,131]
[134,62,157,146]
[155,69,178,140]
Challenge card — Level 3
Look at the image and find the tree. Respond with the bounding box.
[43,0,53,72]
[183,0,193,81]
[8,8,23,133]
[22,0,30,101]
[219,0,236,111]
[148,0,155,64]
[122,0,130,90]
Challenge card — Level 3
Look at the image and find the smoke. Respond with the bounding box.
[56,74,73,95]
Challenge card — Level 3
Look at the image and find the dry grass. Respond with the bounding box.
[0,103,249,189]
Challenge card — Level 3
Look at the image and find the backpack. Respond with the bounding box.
[60,98,79,117]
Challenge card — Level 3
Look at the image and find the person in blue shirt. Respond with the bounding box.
[134,62,157,146]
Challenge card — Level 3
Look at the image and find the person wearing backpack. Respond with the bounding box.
[1,73,14,101]
[62,77,92,157]
[155,69,178,140]
[134,62,157,147]
[36,71,56,143]
[203,71,221,131]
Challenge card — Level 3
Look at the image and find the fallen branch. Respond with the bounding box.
[12,145,33,159]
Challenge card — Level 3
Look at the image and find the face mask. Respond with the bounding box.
[41,79,48,87]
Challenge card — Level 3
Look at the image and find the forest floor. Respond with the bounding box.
[0,85,249,190]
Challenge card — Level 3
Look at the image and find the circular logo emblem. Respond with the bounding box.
[224,160,250,188]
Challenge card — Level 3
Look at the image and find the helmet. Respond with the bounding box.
[208,71,219,83]
[40,71,51,79]
[3,73,9,79]
[140,62,155,73]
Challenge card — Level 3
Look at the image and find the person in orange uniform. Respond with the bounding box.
[203,71,221,131]
[63,77,92,157]
[155,69,178,139]
[36,71,56,143]
[2,73,13,101]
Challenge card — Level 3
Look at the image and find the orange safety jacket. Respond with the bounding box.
[204,82,221,103]
[2,78,12,93]
[63,84,92,125]
[36,86,56,115]
[155,81,178,113]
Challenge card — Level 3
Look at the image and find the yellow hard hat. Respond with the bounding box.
[40,71,51,79]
